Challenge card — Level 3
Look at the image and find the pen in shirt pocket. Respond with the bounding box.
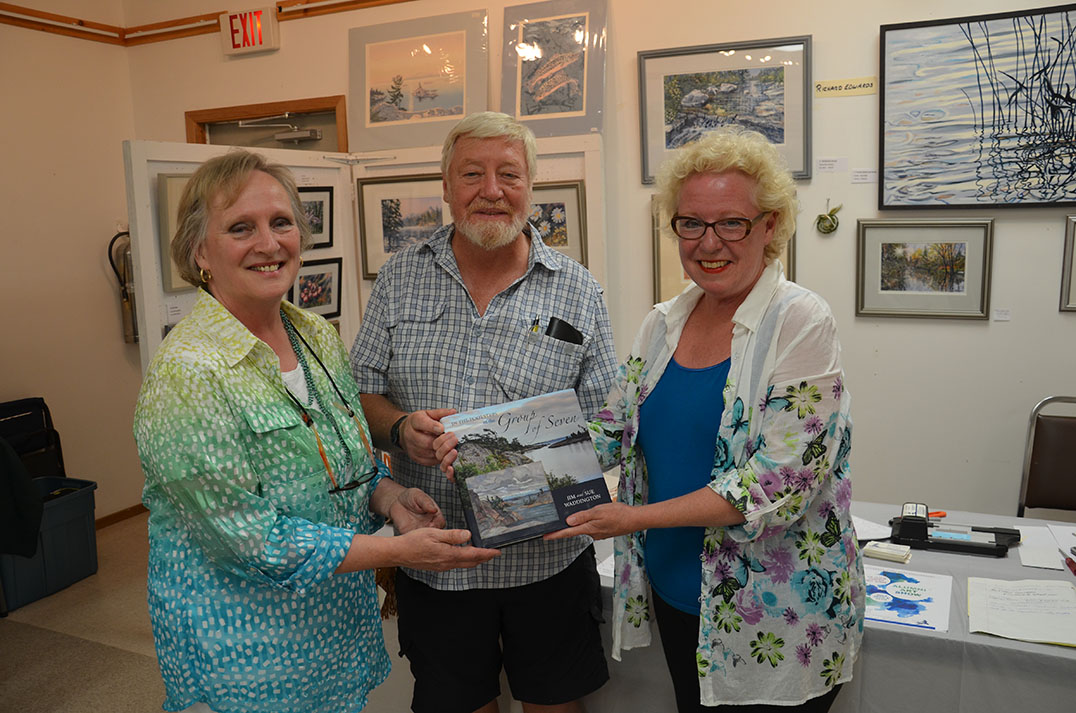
[529,315,541,333]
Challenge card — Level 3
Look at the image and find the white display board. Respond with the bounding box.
[123,135,606,375]
[123,140,361,373]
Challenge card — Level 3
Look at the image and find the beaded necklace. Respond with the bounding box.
[281,310,355,474]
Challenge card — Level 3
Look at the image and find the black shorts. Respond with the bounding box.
[394,546,609,713]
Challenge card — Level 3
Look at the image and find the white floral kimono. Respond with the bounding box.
[590,261,864,706]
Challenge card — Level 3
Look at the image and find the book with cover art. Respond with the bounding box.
[441,389,611,549]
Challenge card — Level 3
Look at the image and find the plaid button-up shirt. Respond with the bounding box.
[350,223,617,589]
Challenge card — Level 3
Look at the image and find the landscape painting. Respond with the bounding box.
[381,196,443,253]
[881,7,1076,207]
[366,30,466,126]
[664,67,785,149]
[516,13,589,118]
[639,37,810,182]
[880,242,966,294]
[358,174,447,279]
[856,219,992,319]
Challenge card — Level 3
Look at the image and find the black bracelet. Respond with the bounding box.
[390,414,408,449]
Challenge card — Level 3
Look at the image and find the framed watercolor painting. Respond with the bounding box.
[289,257,342,319]
[530,180,587,266]
[297,186,333,249]
[880,6,1076,208]
[856,219,993,319]
[500,0,607,137]
[1062,215,1076,312]
[638,36,811,184]
[357,173,450,279]
[348,10,488,151]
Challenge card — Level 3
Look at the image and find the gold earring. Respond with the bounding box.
[299,257,304,267]
[199,267,212,283]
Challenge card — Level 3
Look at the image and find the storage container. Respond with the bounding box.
[0,476,98,611]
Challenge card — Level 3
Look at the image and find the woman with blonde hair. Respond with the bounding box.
[551,128,864,711]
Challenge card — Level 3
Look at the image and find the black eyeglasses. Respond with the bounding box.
[670,211,771,242]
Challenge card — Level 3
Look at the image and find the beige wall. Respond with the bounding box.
[1,13,141,517]
[5,0,1075,519]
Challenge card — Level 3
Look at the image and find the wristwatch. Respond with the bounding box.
[390,414,408,449]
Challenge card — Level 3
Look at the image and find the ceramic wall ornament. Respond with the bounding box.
[815,200,841,234]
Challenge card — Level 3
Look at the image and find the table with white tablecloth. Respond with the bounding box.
[582,501,1076,713]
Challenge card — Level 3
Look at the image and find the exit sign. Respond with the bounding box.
[219,8,280,56]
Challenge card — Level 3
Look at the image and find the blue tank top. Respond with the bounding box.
[638,356,730,614]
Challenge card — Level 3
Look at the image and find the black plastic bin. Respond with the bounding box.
[0,476,98,612]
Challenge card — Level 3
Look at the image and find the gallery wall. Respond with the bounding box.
[0,8,142,519]
[4,0,1074,518]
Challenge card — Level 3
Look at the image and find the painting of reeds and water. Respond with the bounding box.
[881,7,1076,208]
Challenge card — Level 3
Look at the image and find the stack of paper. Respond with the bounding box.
[967,577,1076,647]
[863,541,912,563]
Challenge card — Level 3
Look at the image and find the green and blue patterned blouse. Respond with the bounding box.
[134,291,389,713]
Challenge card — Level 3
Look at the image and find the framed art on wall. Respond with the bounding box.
[638,36,811,184]
[289,257,342,319]
[157,173,195,293]
[348,10,488,151]
[357,173,449,279]
[297,186,333,249]
[856,219,993,319]
[1062,216,1076,312]
[530,180,587,266]
[880,6,1076,208]
[500,0,607,137]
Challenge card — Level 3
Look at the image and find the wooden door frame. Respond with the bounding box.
[185,95,348,151]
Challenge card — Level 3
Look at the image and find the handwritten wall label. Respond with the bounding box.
[815,77,877,97]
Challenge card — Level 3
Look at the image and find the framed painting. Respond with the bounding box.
[357,173,450,279]
[156,173,195,293]
[297,186,333,249]
[651,196,795,304]
[530,180,587,266]
[500,0,607,137]
[638,36,811,184]
[880,6,1076,208]
[347,10,488,151]
[856,219,993,319]
[1062,216,1076,312]
[289,257,342,319]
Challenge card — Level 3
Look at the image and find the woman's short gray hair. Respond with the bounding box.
[171,150,311,287]
[655,128,798,263]
[441,111,538,184]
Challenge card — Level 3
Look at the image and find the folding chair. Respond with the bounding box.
[1017,395,1076,517]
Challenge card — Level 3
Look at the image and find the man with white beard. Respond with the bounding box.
[350,111,616,713]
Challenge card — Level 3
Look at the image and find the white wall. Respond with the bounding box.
[6,0,1074,517]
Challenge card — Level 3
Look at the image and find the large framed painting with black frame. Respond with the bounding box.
[880,5,1076,208]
